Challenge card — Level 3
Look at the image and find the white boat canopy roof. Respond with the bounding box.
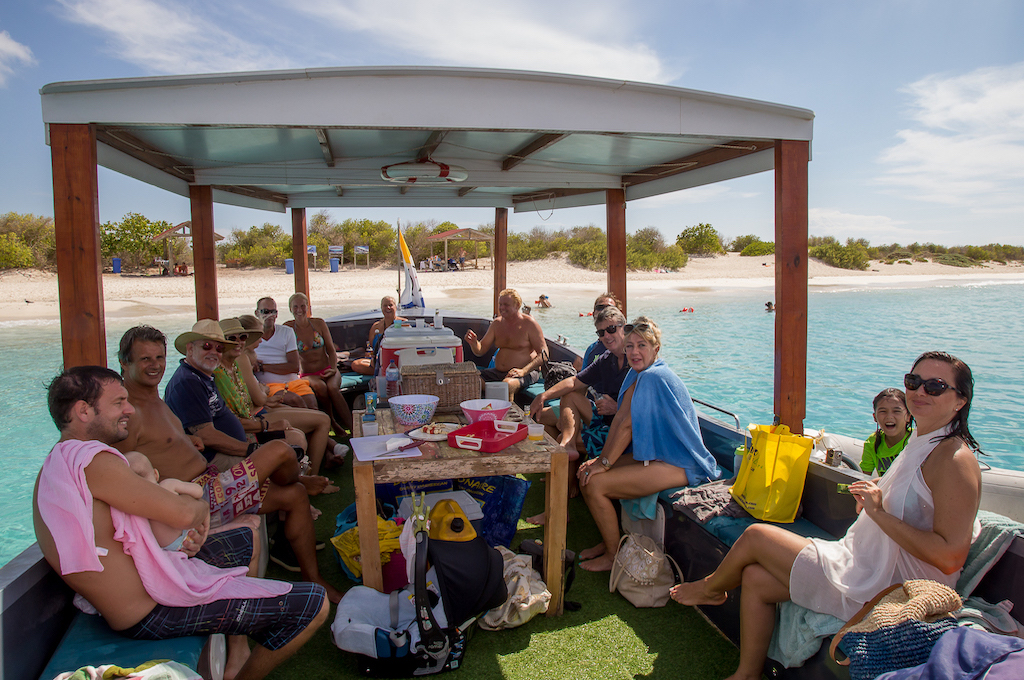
[40,66,813,214]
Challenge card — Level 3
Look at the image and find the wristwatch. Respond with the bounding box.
[600,456,612,470]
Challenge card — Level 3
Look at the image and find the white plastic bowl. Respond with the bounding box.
[389,394,440,428]
[460,399,513,423]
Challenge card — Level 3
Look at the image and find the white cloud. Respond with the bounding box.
[56,0,291,74]
[0,30,36,86]
[809,208,926,241]
[291,0,669,82]
[877,63,1024,213]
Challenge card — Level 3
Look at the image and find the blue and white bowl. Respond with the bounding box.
[389,394,440,428]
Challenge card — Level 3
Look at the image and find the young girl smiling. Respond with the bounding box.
[861,388,913,475]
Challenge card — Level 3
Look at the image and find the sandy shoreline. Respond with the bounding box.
[3,253,1023,322]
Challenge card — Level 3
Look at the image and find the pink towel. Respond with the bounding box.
[38,440,290,606]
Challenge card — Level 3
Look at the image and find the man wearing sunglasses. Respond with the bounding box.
[252,298,318,410]
[120,321,343,604]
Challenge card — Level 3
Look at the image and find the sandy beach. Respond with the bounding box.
[3,253,1024,322]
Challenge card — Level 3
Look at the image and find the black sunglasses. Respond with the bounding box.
[904,373,962,397]
[595,324,622,338]
[258,308,278,315]
[224,334,248,343]
[594,303,611,312]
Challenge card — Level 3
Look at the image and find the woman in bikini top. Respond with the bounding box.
[285,292,352,431]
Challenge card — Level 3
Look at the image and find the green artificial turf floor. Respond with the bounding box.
[265,438,740,680]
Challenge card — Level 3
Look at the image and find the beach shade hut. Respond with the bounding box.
[40,66,812,432]
[151,220,224,275]
[426,227,493,270]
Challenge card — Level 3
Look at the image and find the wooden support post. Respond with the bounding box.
[291,208,310,301]
[774,140,809,434]
[606,189,627,316]
[493,207,508,315]
[189,185,218,321]
[51,123,106,368]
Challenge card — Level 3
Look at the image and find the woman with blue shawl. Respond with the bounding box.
[577,317,720,572]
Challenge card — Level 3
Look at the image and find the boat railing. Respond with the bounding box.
[692,398,741,430]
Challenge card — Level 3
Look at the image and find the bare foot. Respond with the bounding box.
[309,506,323,521]
[320,580,344,604]
[669,577,728,606]
[223,635,251,680]
[299,475,334,495]
[567,475,580,499]
[580,554,615,572]
[526,513,545,525]
[579,542,606,560]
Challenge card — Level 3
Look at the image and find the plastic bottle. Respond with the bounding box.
[385,360,401,399]
[433,308,443,329]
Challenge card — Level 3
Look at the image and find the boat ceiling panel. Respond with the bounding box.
[41,66,813,212]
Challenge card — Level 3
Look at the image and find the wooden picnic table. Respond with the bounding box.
[352,406,569,616]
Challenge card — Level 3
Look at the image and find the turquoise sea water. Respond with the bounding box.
[2,279,1022,566]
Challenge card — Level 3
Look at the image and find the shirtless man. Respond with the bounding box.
[34,366,327,680]
[115,324,343,604]
[464,288,547,398]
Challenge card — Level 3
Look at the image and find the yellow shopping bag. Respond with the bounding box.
[729,424,813,523]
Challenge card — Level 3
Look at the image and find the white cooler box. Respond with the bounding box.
[379,323,464,369]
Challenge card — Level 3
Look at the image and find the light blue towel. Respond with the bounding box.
[618,359,720,485]
[957,510,1024,597]
[768,601,844,668]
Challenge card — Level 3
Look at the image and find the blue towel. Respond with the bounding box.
[618,359,720,485]
[957,510,1024,597]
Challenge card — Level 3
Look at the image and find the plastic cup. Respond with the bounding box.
[528,423,544,441]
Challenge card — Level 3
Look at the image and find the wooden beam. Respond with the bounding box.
[417,131,447,160]
[292,207,310,300]
[502,133,568,171]
[95,127,195,183]
[774,140,809,434]
[210,184,288,205]
[399,185,411,195]
[457,186,475,197]
[51,123,106,368]
[606,189,627,317]
[493,207,508,315]
[623,139,775,187]
[511,188,600,205]
[315,128,335,167]
[189,185,219,321]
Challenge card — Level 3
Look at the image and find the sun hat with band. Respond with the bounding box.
[173,319,238,355]
[219,317,262,349]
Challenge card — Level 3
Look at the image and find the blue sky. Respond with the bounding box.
[1,0,1022,246]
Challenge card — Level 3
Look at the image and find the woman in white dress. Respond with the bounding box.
[670,351,983,680]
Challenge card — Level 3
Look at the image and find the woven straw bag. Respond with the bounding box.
[829,580,962,680]
[608,534,680,608]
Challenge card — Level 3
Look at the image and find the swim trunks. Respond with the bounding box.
[192,459,268,528]
[265,379,315,397]
[480,367,541,388]
[122,581,325,651]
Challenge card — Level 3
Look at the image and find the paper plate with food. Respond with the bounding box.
[408,421,460,441]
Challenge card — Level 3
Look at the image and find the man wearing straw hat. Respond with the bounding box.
[117,321,342,603]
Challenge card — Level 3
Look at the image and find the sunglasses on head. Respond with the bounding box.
[904,373,961,397]
[258,308,277,315]
[200,341,226,353]
[623,322,652,336]
[594,303,611,312]
[595,324,622,337]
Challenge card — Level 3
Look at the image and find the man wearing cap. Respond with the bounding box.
[117,323,343,603]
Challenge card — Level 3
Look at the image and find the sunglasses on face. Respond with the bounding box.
[904,373,961,397]
[224,334,248,343]
[258,308,278,316]
[200,341,226,353]
[595,324,622,337]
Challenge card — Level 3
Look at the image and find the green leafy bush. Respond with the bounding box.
[965,246,988,262]
[101,213,171,270]
[934,253,978,268]
[740,241,775,256]
[676,223,724,255]
[729,234,762,252]
[1,213,56,268]
[0,233,35,269]
[808,237,869,270]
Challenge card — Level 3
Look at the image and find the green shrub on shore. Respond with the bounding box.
[808,236,869,271]
[676,223,725,255]
[740,241,775,256]
[934,253,979,268]
[0,233,35,269]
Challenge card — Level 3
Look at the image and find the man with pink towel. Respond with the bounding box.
[34,365,327,680]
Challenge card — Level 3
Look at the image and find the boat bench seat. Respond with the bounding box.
[38,610,219,679]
